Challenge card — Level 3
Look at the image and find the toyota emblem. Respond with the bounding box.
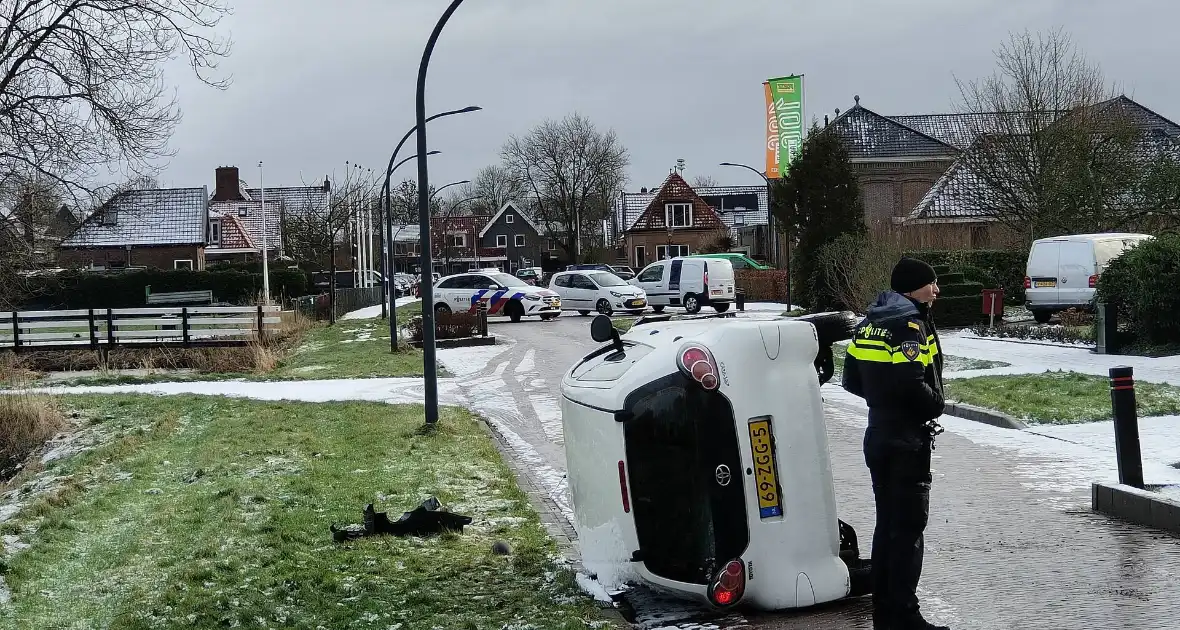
[714,465,732,486]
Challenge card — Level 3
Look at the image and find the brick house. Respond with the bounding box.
[619,172,729,269]
[58,187,210,270]
[208,165,331,263]
[826,94,1180,249]
[476,202,543,273]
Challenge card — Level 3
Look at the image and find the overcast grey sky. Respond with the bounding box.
[154,0,1178,194]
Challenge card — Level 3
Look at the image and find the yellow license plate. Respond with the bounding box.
[1034,280,1056,288]
[748,417,783,518]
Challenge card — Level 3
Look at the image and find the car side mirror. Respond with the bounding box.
[590,314,624,352]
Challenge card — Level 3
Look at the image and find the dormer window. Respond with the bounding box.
[209,219,222,245]
[665,202,692,228]
[102,210,117,226]
[238,206,249,217]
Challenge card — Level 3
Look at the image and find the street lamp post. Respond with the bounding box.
[381,107,480,352]
[416,0,468,427]
[720,161,791,309]
[258,161,270,306]
[381,150,439,327]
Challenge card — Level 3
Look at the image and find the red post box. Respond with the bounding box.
[982,288,1005,327]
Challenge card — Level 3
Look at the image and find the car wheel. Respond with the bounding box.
[652,305,665,313]
[434,303,451,317]
[797,311,860,346]
[540,314,558,321]
[1033,310,1052,324]
[578,310,590,316]
[507,300,524,323]
[596,299,613,316]
[627,309,645,315]
[683,294,701,314]
[713,302,730,313]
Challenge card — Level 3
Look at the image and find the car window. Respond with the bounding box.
[554,274,571,288]
[637,264,664,282]
[570,274,597,290]
[728,257,748,269]
[588,271,626,287]
[437,275,471,289]
[490,272,529,288]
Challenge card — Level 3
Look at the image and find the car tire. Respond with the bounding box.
[434,303,451,317]
[1033,310,1052,324]
[507,300,524,323]
[627,310,645,315]
[540,314,558,321]
[578,310,590,316]
[652,305,665,313]
[683,294,701,314]
[713,302,730,313]
[797,311,859,346]
[596,299,613,316]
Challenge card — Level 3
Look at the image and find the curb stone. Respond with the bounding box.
[943,401,1027,430]
[474,416,633,629]
[1093,482,1180,536]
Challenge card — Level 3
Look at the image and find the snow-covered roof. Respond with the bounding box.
[612,182,768,242]
[60,187,208,247]
[210,200,280,250]
[243,186,328,215]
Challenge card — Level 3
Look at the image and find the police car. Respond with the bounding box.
[431,270,562,322]
[559,312,869,611]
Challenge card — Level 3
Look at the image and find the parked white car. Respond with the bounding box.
[431,271,562,322]
[548,270,647,316]
[1024,232,1152,323]
[560,312,868,610]
[629,257,735,314]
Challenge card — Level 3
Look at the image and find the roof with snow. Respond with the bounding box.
[60,187,208,248]
[626,172,728,233]
[613,182,768,242]
[242,186,329,215]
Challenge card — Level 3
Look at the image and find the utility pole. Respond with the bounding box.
[259,161,271,306]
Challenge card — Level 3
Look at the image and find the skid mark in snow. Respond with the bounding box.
[515,349,536,375]
[529,394,564,444]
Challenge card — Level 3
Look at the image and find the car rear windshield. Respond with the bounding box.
[622,375,748,584]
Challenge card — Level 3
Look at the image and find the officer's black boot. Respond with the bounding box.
[894,616,949,630]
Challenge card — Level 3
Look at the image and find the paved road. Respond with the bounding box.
[445,313,1180,630]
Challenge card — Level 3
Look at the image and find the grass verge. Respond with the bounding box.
[0,395,604,629]
[945,370,1180,424]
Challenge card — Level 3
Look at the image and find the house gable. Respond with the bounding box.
[828,104,959,161]
[478,201,541,238]
[627,173,726,232]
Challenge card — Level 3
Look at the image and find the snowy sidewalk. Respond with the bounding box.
[339,296,420,321]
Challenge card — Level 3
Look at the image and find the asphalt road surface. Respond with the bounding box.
[445,312,1180,630]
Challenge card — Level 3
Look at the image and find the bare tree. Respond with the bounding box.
[501,112,629,264]
[0,0,231,198]
[281,168,377,322]
[955,28,1180,240]
[692,175,720,189]
[463,164,525,215]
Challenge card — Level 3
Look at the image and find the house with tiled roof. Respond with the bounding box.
[826,94,1180,248]
[616,172,730,269]
[209,166,330,261]
[58,187,210,270]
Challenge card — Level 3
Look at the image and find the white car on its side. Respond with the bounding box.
[548,270,648,316]
[560,311,869,611]
[431,271,562,322]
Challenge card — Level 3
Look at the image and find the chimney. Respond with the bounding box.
[212,166,243,201]
[322,176,331,193]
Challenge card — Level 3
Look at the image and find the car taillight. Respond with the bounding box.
[708,559,745,606]
[1089,274,1098,288]
[1023,276,1031,289]
[676,344,719,390]
[618,460,630,513]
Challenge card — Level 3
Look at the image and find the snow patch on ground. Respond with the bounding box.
[340,297,420,321]
[575,572,615,604]
[529,394,564,445]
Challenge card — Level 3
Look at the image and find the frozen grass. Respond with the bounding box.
[945,370,1180,424]
[0,395,605,629]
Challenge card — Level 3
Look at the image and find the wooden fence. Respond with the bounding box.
[0,306,283,351]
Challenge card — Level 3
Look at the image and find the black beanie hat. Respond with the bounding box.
[890,257,937,294]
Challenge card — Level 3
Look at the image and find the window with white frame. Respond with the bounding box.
[238,206,249,217]
[515,234,526,247]
[448,232,466,248]
[496,234,507,247]
[506,214,514,224]
[209,220,221,245]
[665,203,692,228]
[657,244,689,259]
[547,238,558,251]
[174,259,194,270]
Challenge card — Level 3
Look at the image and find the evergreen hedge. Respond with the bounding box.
[1095,234,1180,348]
[17,269,311,310]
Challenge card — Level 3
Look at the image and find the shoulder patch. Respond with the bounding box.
[907,321,921,331]
[899,340,921,362]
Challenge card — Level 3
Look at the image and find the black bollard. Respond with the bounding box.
[736,288,745,312]
[1109,366,1144,489]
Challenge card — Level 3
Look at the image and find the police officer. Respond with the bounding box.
[841,257,948,630]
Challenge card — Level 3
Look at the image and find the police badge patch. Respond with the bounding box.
[899,340,921,362]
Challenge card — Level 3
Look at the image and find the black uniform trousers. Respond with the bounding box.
[864,419,932,623]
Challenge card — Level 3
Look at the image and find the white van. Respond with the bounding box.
[1024,232,1152,323]
[629,257,736,314]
